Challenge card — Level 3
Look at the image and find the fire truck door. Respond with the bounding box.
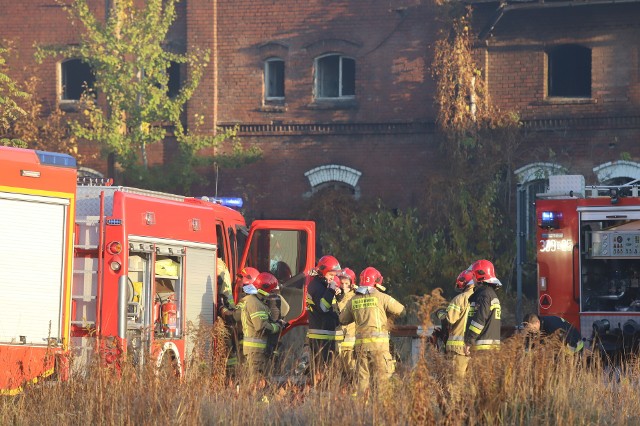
[238,221,316,328]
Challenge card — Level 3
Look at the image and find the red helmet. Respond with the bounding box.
[316,255,341,277]
[333,275,343,289]
[471,259,502,288]
[338,267,356,285]
[254,272,280,295]
[359,267,384,288]
[455,269,475,292]
[237,267,260,286]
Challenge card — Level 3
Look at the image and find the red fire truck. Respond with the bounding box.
[0,146,77,395]
[72,184,315,375]
[536,175,640,349]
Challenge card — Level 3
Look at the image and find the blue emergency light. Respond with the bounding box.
[539,211,561,229]
[214,197,244,208]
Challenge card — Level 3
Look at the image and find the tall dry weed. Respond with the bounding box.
[5,318,640,424]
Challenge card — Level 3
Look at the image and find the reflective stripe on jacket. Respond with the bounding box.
[241,294,280,354]
[464,284,501,351]
[339,288,405,351]
[445,285,475,355]
[306,276,340,340]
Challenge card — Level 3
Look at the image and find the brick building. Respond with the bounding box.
[469,0,640,233]
[2,1,640,222]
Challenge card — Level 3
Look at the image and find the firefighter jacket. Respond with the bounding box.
[337,290,356,350]
[306,275,343,342]
[526,315,584,353]
[240,294,282,354]
[464,284,501,350]
[339,288,405,351]
[444,284,475,355]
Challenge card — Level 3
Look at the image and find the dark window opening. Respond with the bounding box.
[315,54,356,98]
[167,62,181,98]
[548,45,591,98]
[61,59,95,101]
[265,58,285,99]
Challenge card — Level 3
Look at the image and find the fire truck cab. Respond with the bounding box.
[537,175,640,349]
[72,184,315,375]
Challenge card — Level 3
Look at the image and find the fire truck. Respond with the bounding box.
[536,175,640,351]
[72,184,315,375]
[0,147,77,395]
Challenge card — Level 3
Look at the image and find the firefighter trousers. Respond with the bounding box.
[355,347,395,396]
[245,351,269,379]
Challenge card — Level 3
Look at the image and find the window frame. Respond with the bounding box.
[546,44,592,99]
[314,53,356,100]
[59,58,95,103]
[264,57,285,101]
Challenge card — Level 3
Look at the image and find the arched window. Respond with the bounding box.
[60,59,95,101]
[304,164,362,199]
[264,58,285,100]
[314,54,355,99]
[547,45,591,98]
[594,160,640,185]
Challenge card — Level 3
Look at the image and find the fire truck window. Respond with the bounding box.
[216,224,226,264]
[244,229,309,321]
[581,219,640,313]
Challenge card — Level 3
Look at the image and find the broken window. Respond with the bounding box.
[264,58,285,100]
[547,45,591,98]
[315,54,355,99]
[61,59,95,101]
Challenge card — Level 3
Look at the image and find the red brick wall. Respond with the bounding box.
[473,3,640,180]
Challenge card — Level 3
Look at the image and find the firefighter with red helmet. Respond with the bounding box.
[339,267,405,395]
[437,268,476,380]
[464,260,502,354]
[336,268,357,379]
[240,272,286,377]
[306,255,344,372]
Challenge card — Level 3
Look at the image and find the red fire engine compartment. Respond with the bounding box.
[537,175,640,348]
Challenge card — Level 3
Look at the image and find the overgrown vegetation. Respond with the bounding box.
[35,0,260,193]
[3,296,639,425]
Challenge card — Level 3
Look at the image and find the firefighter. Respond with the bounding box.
[464,259,502,354]
[306,255,344,374]
[437,268,476,380]
[339,267,405,396]
[522,313,585,354]
[336,268,357,380]
[216,256,239,368]
[240,272,287,378]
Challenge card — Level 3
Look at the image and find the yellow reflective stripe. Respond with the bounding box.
[447,303,461,312]
[0,366,56,396]
[341,341,356,348]
[469,325,482,334]
[226,356,238,366]
[250,311,269,319]
[472,344,500,350]
[243,341,267,349]
[320,298,332,310]
[308,333,344,341]
[490,304,500,310]
[446,340,465,346]
[355,337,389,345]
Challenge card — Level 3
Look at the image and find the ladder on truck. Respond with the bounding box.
[71,186,104,374]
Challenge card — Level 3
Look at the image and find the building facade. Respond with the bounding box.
[2,1,640,220]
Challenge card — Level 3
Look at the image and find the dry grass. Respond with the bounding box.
[4,313,640,425]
